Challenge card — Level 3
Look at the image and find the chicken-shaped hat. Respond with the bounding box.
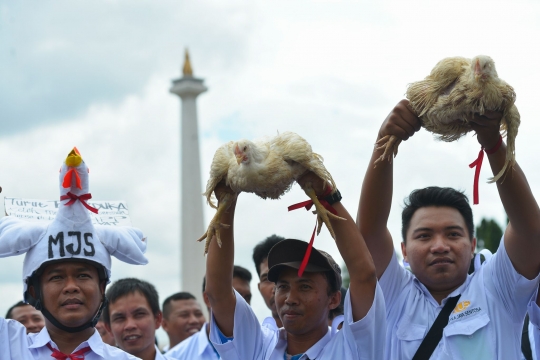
[0,148,147,331]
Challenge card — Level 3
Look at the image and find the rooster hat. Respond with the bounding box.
[0,147,148,332]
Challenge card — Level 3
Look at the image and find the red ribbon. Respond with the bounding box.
[468,135,503,205]
[60,192,99,214]
[288,187,337,277]
[47,343,91,359]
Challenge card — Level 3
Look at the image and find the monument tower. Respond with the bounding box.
[170,50,207,301]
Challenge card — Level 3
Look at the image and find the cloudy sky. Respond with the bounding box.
[1,0,540,347]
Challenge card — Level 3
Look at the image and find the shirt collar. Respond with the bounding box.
[28,326,104,357]
[413,274,472,306]
[197,323,213,356]
[302,328,332,360]
[154,344,167,360]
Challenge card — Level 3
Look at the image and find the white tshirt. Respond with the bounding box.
[166,323,219,360]
[209,284,386,360]
[381,238,539,360]
[0,317,139,359]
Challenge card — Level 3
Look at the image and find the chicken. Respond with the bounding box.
[0,147,148,265]
[198,131,345,254]
[376,55,520,183]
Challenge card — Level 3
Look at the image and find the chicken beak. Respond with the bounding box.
[474,59,482,80]
[236,154,244,164]
[65,148,83,167]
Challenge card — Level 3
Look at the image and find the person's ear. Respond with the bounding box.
[100,280,106,296]
[161,317,169,332]
[104,322,112,333]
[29,285,36,299]
[328,290,341,310]
[401,242,408,262]
[155,311,163,330]
[203,291,211,310]
[471,237,477,258]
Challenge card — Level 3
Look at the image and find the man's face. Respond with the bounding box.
[39,261,104,329]
[402,206,476,295]
[106,291,161,359]
[275,267,339,335]
[233,276,252,305]
[162,299,205,345]
[10,305,45,334]
[258,259,277,315]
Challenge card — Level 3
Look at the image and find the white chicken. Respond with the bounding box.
[198,131,344,254]
[376,55,519,183]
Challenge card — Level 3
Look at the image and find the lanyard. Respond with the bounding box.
[284,353,304,360]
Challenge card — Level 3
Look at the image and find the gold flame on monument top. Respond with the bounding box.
[183,49,193,76]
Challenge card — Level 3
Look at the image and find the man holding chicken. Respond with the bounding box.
[204,172,385,359]
[358,100,540,359]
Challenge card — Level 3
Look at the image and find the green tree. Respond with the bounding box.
[475,218,503,253]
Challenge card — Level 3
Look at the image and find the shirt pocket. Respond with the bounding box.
[396,320,427,359]
[443,313,493,360]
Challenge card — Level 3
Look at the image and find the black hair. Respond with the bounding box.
[103,278,160,325]
[202,265,253,292]
[5,301,28,319]
[402,187,474,242]
[162,292,197,319]
[252,235,286,277]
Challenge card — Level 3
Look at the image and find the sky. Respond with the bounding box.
[1,0,540,348]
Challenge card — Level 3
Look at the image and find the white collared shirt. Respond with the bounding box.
[155,344,174,360]
[166,323,219,360]
[209,284,386,360]
[526,300,540,360]
[0,317,139,359]
[381,238,539,360]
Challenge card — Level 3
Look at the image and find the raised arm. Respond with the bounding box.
[204,183,238,337]
[299,172,376,321]
[357,100,421,278]
[471,112,540,279]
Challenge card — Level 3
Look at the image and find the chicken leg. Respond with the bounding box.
[301,183,346,240]
[374,135,402,167]
[197,192,234,255]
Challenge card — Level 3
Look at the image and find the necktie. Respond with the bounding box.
[46,343,91,359]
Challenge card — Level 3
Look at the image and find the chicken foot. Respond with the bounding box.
[302,183,346,240]
[197,192,234,255]
[374,135,402,167]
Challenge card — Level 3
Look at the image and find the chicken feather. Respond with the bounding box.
[377,55,520,184]
[199,131,342,254]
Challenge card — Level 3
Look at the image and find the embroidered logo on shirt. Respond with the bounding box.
[453,300,471,314]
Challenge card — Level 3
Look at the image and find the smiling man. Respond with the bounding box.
[161,292,205,351]
[358,100,540,359]
[204,171,385,360]
[6,301,45,334]
[104,278,172,360]
[0,147,148,359]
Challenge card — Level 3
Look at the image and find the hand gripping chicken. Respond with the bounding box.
[198,131,345,254]
[376,55,519,183]
[0,148,148,278]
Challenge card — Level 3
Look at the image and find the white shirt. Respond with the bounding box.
[166,323,219,360]
[526,300,540,360]
[381,238,539,360]
[155,344,174,360]
[209,284,386,360]
[0,317,139,359]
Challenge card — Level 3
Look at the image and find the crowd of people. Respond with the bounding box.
[2,100,540,359]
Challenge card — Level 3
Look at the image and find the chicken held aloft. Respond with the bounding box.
[377,55,519,183]
[198,131,344,254]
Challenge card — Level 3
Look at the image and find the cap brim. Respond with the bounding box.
[267,261,329,282]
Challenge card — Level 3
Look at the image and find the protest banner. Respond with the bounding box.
[4,198,132,226]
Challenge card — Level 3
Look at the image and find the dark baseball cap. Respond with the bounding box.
[267,239,342,289]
